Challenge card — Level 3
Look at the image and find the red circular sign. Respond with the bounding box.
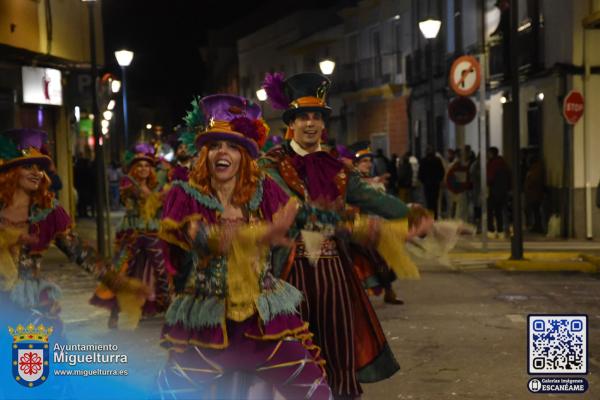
[448,96,477,125]
[563,90,584,125]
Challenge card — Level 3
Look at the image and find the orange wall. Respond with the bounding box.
[356,96,409,156]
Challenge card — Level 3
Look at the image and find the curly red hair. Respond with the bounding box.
[0,166,53,209]
[128,161,158,189]
[189,144,260,207]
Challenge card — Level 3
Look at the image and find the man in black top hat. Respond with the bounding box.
[260,72,432,398]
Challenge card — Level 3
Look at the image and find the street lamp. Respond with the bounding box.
[82,0,108,256]
[256,88,268,101]
[419,17,441,151]
[319,59,336,75]
[115,49,134,150]
[111,79,121,93]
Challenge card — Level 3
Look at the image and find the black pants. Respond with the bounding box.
[487,196,506,233]
[424,184,440,218]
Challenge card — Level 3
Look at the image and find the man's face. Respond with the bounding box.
[176,143,190,162]
[356,157,373,175]
[289,111,324,150]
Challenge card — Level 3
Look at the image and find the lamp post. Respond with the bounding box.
[319,59,336,76]
[115,50,133,150]
[419,18,441,151]
[82,0,107,256]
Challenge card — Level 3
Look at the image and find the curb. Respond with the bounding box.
[494,259,598,273]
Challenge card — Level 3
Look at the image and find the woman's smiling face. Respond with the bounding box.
[207,140,241,184]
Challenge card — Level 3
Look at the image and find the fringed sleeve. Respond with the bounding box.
[159,184,215,251]
[351,215,420,279]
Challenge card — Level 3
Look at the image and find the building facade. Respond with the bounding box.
[0,0,105,216]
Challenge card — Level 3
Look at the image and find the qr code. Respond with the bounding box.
[528,315,587,374]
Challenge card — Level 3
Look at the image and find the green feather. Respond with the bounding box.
[179,131,197,156]
[0,135,21,160]
[183,96,205,130]
[123,150,134,167]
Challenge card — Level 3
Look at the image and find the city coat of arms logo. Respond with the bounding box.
[8,323,53,388]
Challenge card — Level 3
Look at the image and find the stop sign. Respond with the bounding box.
[563,90,584,125]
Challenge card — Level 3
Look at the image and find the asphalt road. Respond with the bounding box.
[40,231,599,400]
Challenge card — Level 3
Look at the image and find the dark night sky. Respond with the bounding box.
[101,0,349,129]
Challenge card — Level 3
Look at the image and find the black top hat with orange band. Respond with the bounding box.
[263,72,332,125]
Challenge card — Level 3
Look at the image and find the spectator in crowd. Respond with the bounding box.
[524,152,545,233]
[469,153,482,227]
[445,150,472,221]
[107,161,123,210]
[486,147,511,238]
[373,148,389,177]
[397,151,414,202]
[419,145,446,218]
[74,154,94,218]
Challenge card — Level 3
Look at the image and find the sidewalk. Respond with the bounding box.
[448,235,600,273]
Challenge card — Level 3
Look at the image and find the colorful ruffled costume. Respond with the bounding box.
[156,94,331,399]
[0,129,130,338]
[90,144,169,325]
[261,72,414,397]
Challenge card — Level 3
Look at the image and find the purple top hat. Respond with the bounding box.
[0,129,52,172]
[126,142,157,168]
[195,94,269,159]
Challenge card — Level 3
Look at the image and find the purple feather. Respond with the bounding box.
[262,72,289,110]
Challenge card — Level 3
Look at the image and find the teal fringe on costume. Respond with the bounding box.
[165,281,302,329]
[173,182,224,212]
[165,295,225,328]
[256,280,303,323]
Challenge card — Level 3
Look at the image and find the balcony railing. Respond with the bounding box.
[333,51,403,93]
[488,25,544,81]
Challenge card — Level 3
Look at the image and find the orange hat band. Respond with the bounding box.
[290,96,326,108]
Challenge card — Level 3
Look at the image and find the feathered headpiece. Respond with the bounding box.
[262,72,289,110]
[182,96,206,132]
[0,129,52,172]
[124,142,157,169]
[193,94,270,159]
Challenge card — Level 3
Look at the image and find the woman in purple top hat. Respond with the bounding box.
[0,129,139,336]
[157,94,331,399]
[90,143,170,329]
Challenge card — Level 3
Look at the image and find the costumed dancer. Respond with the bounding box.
[90,143,169,329]
[260,72,433,398]
[351,147,404,305]
[157,94,331,399]
[0,129,144,337]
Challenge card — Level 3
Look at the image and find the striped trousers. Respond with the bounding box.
[288,255,362,398]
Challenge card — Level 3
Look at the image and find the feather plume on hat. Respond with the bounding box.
[183,96,206,131]
[262,72,289,110]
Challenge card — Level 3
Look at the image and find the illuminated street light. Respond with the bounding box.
[103,110,113,120]
[419,16,442,151]
[319,59,336,75]
[102,126,109,135]
[146,123,152,130]
[115,49,134,148]
[536,92,544,101]
[114,50,134,67]
[419,18,442,39]
[500,96,508,104]
[107,99,116,110]
[111,80,121,93]
[101,119,110,129]
[256,88,268,101]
